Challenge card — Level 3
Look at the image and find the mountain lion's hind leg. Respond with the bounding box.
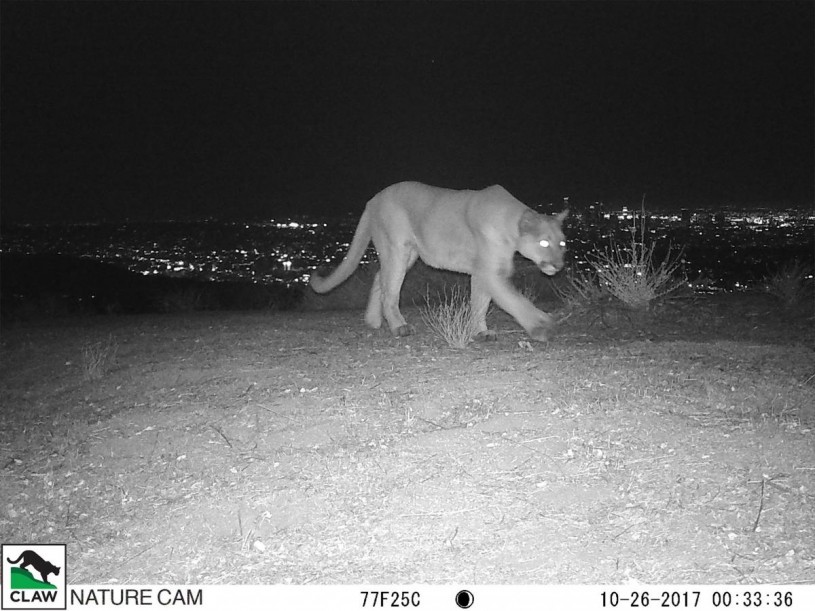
[364,271,384,329]
[378,247,418,337]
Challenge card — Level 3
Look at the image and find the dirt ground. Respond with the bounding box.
[1,293,813,584]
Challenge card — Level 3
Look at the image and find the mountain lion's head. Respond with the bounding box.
[518,209,568,276]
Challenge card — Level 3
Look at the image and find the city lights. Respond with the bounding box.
[1,206,812,292]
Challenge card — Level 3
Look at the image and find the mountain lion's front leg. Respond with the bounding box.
[484,273,555,342]
[470,275,497,341]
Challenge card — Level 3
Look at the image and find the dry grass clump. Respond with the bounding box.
[420,285,480,348]
[158,286,205,312]
[81,335,119,380]
[762,260,813,310]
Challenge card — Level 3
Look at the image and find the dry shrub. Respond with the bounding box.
[587,206,686,310]
[553,267,607,309]
[763,260,813,309]
[82,335,118,381]
[420,285,479,348]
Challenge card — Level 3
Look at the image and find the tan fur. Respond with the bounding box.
[309,181,568,341]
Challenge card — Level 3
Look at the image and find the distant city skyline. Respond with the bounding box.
[2,1,813,223]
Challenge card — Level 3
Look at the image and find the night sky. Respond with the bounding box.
[1,1,813,223]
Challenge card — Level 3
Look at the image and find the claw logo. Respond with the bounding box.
[1,544,66,610]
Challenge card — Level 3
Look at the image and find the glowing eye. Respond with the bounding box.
[539,240,550,248]
[559,241,566,247]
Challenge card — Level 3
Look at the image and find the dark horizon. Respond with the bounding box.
[2,1,813,224]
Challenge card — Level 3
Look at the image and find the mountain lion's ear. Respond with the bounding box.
[555,209,569,223]
[519,209,541,235]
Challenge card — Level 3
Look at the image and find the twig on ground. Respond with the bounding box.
[751,478,766,533]
[211,424,233,448]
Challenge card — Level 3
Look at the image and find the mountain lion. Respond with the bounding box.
[7,550,61,584]
[309,181,568,341]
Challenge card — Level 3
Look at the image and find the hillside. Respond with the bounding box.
[1,294,813,584]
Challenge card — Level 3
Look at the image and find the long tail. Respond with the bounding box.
[6,554,24,564]
[309,204,373,293]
